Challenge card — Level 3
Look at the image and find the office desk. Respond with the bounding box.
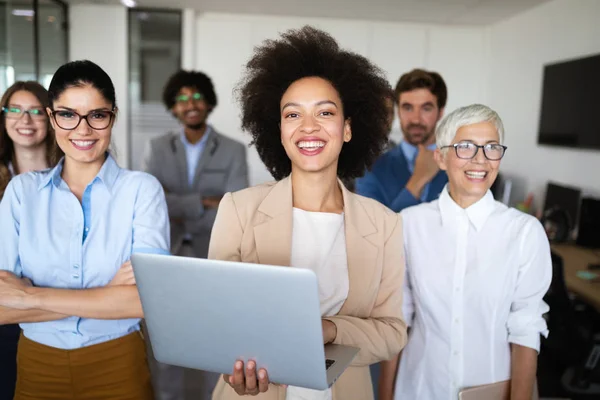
[551,243,600,311]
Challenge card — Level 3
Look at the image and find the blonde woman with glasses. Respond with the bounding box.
[379,104,551,400]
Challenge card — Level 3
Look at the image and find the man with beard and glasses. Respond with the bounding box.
[356,69,448,212]
[141,70,248,400]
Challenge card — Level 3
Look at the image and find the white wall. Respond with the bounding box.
[69,5,129,167]
[488,0,600,210]
[194,13,489,185]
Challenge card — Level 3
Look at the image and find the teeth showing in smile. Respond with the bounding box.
[72,140,96,147]
[465,171,487,179]
[17,129,35,135]
[297,140,325,149]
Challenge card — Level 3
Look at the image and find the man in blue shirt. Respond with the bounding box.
[356,69,448,212]
[141,70,248,400]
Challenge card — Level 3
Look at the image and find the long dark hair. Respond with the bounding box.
[0,81,63,198]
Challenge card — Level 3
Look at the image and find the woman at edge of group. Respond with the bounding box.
[0,60,170,399]
[207,26,408,400]
[0,81,63,400]
[378,103,552,400]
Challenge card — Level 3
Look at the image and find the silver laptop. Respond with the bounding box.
[131,253,359,390]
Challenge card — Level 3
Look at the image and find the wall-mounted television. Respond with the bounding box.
[537,53,600,150]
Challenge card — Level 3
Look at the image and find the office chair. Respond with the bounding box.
[540,252,600,399]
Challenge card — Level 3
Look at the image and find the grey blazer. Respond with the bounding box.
[141,128,249,257]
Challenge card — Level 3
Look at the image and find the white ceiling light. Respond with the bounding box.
[121,0,137,7]
[12,9,35,17]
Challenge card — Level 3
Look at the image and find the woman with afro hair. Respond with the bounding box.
[208,25,407,400]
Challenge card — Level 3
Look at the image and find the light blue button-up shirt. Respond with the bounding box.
[399,140,438,202]
[181,126,212,187]
[0,154,170,349]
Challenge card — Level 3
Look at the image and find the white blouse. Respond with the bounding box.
[394,187,552,400]
[286,208,349,400]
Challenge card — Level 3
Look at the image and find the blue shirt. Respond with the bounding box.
[355,142,448,213]
[399,141,437,202]
[0,154,170,349]
[181,126,212,187]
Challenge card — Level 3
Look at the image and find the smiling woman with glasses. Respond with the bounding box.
[380,104,551,400]
[0,82,63,198]
[0,60,170,399]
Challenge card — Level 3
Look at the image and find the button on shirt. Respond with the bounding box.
[394,186,552,400]
[0,154,170,349]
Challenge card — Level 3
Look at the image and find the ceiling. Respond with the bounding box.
[66,0,551,25]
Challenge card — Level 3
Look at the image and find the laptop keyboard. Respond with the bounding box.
[325,359,335,370]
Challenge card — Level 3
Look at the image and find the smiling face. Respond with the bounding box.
[279,76,351,177]
[48,84,114,167]
[436,121,502,207]
[4,90,48,150]
[171,86,211,130]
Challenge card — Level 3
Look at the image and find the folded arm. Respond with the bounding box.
[27,285,143,320]
[0,305,67,325]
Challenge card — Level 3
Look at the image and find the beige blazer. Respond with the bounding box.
[208,176,407,400]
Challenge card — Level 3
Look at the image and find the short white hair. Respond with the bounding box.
[435,104,505,148]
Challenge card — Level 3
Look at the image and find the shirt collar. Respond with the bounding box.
[180,125,212,148]
[399,140,437,164]
[438,185,496,232]
[38,153,120,194]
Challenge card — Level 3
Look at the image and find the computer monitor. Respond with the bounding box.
[543,182,582,234]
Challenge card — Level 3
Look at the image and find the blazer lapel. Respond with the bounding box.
[171,134,189,190]
[253,177,293,267]
[338,184,379,316]
[251,177,381,315]
[192,132,219,189]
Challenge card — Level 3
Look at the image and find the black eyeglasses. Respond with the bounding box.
[440,141,507,161]
[50,109,115,130]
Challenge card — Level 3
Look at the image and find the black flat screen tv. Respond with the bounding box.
[537,53,600,150]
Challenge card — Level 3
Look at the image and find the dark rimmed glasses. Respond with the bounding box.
[440,141,507,161]
[50,109,115,130]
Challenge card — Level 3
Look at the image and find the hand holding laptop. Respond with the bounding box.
[221,320,338,395]
[223,360,272,396]
[322,320,337,344]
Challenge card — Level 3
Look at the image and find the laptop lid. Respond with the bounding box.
[132,253,352,390]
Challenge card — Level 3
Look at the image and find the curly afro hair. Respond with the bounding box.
[237,25,392,181]
[162,70,217,110]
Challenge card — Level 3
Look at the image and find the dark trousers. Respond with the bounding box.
[0,324,19,400]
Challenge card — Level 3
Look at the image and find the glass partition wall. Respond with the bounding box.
[0,0,68,93]
[128,8,182,170]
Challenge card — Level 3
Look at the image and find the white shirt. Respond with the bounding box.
[394,186,552,400]
[287,208,349,400]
